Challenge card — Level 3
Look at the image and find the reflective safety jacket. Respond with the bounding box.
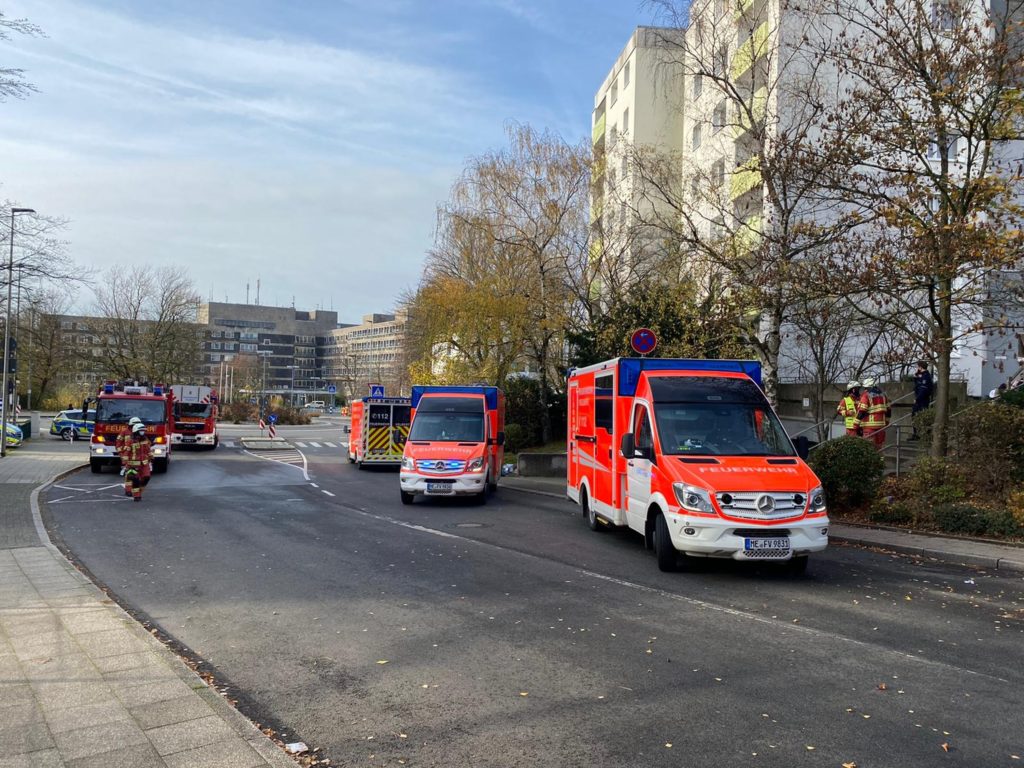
[837,395,860,429]
[858,388,891,429]
[123,437,151,476]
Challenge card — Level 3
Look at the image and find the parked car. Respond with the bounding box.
[50,409,96,441]
[4,421,23,448]
[303,401,326,410]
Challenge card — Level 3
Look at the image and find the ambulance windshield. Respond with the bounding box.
[175,403,212,418]
[654,403,795,457]
[410,396,486,442]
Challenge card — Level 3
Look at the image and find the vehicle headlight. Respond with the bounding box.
[809,486,827,513]
[467,457,485,472]
[673,483,714,514]
[401,456,416,471]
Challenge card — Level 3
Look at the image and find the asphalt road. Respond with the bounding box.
[42,424,1024,768]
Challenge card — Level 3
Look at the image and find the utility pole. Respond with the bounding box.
[2,207,35,458]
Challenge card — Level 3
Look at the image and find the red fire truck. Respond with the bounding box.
[89,381,174,474]
[567,358,828,572]
[170,385,219,449]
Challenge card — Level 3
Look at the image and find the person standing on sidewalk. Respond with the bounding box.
[858,377,891,449]
[837,381,862,436]
[123,422,151,502]
[910,361,933,440]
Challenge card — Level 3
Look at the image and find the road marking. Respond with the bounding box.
[329,503,1009,685]
[322,490,335,497]
[224,441,235,448]
[325,442,337,448]
[309,442,321,448]
[242,447,309,481]
[309,483,319,488]
[294,442,307,448]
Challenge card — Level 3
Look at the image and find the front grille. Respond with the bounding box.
[716,491,806,520]
[416,459,466,474]
[177,423,204,432]
[742,545,793,560]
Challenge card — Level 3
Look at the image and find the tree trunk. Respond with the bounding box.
[538,334,552,445]
[930,282,953,458]
[758,305,783,407]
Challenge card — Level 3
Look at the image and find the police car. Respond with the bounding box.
[4,421,23,448]
[49,409,96,441]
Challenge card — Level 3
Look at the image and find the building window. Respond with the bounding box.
[692,124,702,150]
[621,153,628,176]
[623,107,630,134]
[714,45,728,78]
[609,124,618,146]
[716,0,728,17]
[210,342,222,350]
[240,343,257,352]
[713,100,726,132]
[623,61,631,88]
[693,74,702,99]
[932,0,956,29]
[611,78,618,106]
[713,159,726,187]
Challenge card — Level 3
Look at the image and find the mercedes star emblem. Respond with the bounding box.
[756,494,776,513]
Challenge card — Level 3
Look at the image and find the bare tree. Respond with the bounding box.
[90,265,203,383]
[0,11,42,102]
[811,0,1024,456]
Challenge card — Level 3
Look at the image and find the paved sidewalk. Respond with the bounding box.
[502,475,1024,573]
[0,450,297,768]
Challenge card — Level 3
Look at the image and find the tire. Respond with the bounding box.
[583,489,603,532]
[400,491,414,505]
[475,487,488,505]
[654,513,678,572]
[90,458,102,474]
[357,461,366,471]
[154,457,168,474]
[60,428,75,442]
[788,555,809,576]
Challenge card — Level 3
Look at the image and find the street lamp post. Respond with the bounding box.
[1,207,34,459]
[287,365,298,407]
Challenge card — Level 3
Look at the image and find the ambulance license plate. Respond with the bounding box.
[744,537,790,551]
[182,436,196,443]
[426,482,455,495]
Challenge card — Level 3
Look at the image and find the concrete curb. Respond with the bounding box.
[30,463,299,767]
[502,483,566,501]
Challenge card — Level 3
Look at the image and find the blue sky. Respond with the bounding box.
[0,0,653,319]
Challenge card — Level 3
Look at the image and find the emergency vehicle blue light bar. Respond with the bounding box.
[617,358,762,397]
[411,386,499,410]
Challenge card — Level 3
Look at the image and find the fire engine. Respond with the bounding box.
[567,358,828,573]
[346,396,411,468]
[399,386,505,505]
[170,385,219,449]
[89,381,173,474]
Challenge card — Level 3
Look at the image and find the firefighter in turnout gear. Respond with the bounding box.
[123,422,152,502]
[837,381,862,436]
[857,377,891,449]
[117,417,143,473]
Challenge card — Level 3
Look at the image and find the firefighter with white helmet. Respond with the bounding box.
[117,417,143,475]
[837,380,862,436]
[123,421,152,502]
[858,377,891,449]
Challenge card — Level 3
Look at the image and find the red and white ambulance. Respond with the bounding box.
[399,386,505,505]
[567,358,828,572]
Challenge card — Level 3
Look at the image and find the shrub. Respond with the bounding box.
[951,403,1024,499]
[503,376,566,451]
[807,435,885,513]
[931,503,1024,538]
[221,402,256,423]
[1007,490,1024,528]
[903,458,967,507]
[869,501,915,526]
[268,406,312,426]
[503,423,527,454]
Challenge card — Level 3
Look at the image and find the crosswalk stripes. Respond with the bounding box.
[224,441,235,448]
[294,442,307,448]
[309,442,321,448]
[325,442,337,448]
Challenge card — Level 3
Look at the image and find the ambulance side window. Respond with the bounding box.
[595,374,613,433]
[634,405,653,454]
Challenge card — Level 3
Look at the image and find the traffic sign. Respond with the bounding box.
[327,384,337,394]
[268,413,278,424]
[369,384,385,399]
[630,328,658,356]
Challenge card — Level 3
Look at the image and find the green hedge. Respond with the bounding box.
[808,436,885,513]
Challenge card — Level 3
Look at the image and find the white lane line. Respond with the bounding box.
[242,448,310,481]
[322,490,336,497]
[309,442,321,448]
[224,441,235,448]
[336,505,1008,685]
[309,483,319,488]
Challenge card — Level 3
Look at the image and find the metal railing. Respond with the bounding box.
[805,391,916,456]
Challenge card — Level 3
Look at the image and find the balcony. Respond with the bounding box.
[730,156,762,200]
[734,86,768,138]
[731,215,763,255]
[592,112,606,145]
[731,22,770,80]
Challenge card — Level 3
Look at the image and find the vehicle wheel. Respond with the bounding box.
[654,513,678,572]
[60,428,74,442]
[486,469,498,493]
[476,488,488,505]
[212,436,219,450]
[357,461,366,471]
[90,458,103,474]
[400,491,414,505]
[154,458,168,474]
[583,489,603,532]
[788,555,809,576]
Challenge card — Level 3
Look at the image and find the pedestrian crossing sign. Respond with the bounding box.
[369,384,385,399]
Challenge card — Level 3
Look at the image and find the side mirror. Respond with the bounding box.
[795,435,810,460]
[343,425,351,434]
[496,431,505,447]
[620,433,635,458]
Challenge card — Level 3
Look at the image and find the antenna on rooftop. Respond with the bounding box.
[256,277,261,305]
[246,282,250,305]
